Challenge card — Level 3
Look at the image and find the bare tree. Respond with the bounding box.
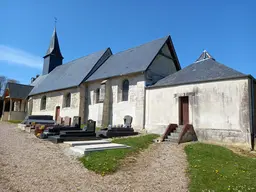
[0,75,19,96]
[0,76,7,96]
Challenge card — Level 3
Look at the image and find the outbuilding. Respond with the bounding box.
[145,51,256,149]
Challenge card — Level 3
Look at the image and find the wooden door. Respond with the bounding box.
[179,96,189,125]
[55,106,60,121]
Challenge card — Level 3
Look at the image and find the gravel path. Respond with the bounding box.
[0,121,188,192]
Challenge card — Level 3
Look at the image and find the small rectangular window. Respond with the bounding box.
[99,83,105,102]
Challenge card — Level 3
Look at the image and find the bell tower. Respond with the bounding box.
[42,26,63,75]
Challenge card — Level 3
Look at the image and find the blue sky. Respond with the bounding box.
[0,0,255,84]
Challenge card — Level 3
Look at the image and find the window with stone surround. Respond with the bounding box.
[95,88,100,103]
[122,79,129,101]
[63,93,71,108]
[40,96,46,110]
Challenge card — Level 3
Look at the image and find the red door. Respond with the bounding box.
[179,97,189,125]
[55,106,60,121]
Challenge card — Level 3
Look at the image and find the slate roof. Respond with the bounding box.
[29,48,110,96]
[151,51,247,88]
[30,75,48,87]
[44,27,63,59]
[87,36,171,82]
[6,83,33,99]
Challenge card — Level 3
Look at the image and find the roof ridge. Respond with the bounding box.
[8,82,33,87]
[112,35,169,56]
[153,58,247,88]
[54,48,109,69]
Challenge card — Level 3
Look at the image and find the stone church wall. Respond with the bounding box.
[145,78,251,147]
[31,87,81,123]
[87,73,145,130]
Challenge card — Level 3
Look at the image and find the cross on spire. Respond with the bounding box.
[54,17,57,28]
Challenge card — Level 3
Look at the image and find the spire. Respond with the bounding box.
[195,50,214,62]
[42,25,64,75]
[43,26,63,59]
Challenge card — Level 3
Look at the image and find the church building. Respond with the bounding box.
[1,27,255,149]
[27,27,181,130]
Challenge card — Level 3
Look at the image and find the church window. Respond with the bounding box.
[95,88,100,103]
[40,96,46,110]
[63,93,71,108]
[122,79,129,101]
[99,83,105,102]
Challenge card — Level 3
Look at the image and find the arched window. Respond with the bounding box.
[122,79,129,101]
[40,96,46,110]
[95,88,100,103]
[64,93,71,107]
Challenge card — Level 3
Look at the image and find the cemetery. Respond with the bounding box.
[17,114,140,155]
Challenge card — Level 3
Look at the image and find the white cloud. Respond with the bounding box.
[0,45,43,69]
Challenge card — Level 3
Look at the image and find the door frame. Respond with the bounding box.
[179,96,189,125]
[55,106,60,121]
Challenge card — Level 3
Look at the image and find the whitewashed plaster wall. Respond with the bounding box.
[145,78,251,146]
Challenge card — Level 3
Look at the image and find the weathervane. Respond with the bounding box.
[54,17,57,27]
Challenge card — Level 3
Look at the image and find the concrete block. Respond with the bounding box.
[70,143,130,155]
[64,140,111,147]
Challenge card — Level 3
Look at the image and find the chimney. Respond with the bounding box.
[31,77,35,83]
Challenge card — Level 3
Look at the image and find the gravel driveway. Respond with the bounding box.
[0,121,188,192]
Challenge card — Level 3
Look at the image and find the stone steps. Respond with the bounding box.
[164,138,178,142]
[173,128,182,133]
[163,125,184,143]
[168,135,179,140]
[170,132,180,137]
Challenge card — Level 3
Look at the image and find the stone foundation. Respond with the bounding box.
[195,128,250,147]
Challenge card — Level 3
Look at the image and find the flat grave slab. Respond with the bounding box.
[70,143,130,155]
[64,140,111,147]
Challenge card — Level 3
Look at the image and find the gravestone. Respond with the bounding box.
[86,119,96,132]
[124,115,133,128]
[63,116,71,126]
[72,116,81,128]
[56,116,63,125]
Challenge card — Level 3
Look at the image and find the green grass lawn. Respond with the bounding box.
[79,134,159,175]
[185,143,256,192]
[7,120,22,124]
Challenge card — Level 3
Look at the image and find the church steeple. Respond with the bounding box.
[42,27,64,75]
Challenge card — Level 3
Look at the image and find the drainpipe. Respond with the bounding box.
[250,77,255,151]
